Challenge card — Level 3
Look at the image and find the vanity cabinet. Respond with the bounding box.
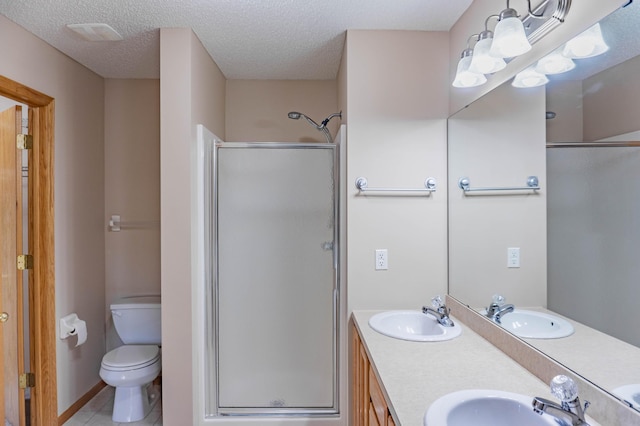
[353,324,395,426]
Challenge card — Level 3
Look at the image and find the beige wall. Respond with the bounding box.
[583,54,640,141]
[104,79,161,350]
[225,80,339,142]
[343,30,450,312]
[0,15,106,415]
[546,80,584,143]
[448,83,547,308]
[160,28,225,424]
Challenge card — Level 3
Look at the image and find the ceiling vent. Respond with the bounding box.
[66,23,123,41]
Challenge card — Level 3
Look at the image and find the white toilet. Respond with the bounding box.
[99,295,161,423]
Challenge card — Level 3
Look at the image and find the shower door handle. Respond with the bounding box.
[321,241,334,251]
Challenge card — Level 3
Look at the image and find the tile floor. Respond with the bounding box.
[63,386,162,425]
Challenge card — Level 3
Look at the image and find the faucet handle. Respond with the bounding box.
[431,295,445,309]
[492,293,506,306]
[550,375,579,402]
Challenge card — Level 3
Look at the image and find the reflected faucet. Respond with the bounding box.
[485,294,515,324]
[422,295,455,327]
[532,375,590,425]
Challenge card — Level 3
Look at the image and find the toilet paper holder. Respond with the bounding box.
[60,313,81,339]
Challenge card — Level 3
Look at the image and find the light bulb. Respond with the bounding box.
[452,54,487,88]
[469,36,507,74]
[512,66,549,88]
[562,23,609,59]
[490,10,532,59]
[535,49,575,74]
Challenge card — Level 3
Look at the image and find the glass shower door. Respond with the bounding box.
[215,143,338,415]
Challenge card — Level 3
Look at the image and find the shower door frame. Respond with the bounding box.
[207,141,340,417]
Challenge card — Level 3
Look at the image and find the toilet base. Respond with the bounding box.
[112,383,160,423]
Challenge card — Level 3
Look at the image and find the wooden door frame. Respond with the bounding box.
[0,75,56,425]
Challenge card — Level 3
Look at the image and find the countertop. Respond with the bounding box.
[352,310,601,426]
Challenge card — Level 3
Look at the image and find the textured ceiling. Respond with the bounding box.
[0,0,473,80]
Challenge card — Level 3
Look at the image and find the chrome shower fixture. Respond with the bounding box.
[287,111,342,143]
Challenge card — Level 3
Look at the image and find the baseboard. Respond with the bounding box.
[57,380,107,425]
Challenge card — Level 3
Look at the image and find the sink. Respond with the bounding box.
[492,309,574,339]
[613,384,640,410]
[368,310,462,342]
[424,389,565,426]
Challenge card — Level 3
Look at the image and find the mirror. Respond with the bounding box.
[448,1,640,411]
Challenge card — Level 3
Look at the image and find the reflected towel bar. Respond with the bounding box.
[108,215,159,232]
[355,177,437,194]
[458,176,540,193]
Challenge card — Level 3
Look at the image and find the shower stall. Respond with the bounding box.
[194,125,340,419]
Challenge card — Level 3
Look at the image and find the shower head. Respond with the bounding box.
[288,111,321,128]
[287,110,342,143]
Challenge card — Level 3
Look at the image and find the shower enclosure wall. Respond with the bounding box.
[194,125,340,420]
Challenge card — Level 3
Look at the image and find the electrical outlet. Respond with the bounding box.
[507,247,520,268]
[375,249,388,270]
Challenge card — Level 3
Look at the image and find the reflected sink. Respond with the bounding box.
[368,310,462,342]
[613,384,640,410]
[424,389,565,426]
[493,309,574,339]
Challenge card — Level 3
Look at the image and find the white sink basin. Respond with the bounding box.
[613,384,640,410]
[494,309,574,339]
[368,310,462,342]
[424,389,563,426]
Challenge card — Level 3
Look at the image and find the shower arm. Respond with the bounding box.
[319,112,342,143]
[320,112,342,129]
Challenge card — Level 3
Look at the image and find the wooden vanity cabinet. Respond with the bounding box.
[353,324,396,426]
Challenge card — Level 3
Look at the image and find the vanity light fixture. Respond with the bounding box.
[535,47,575,74]
[452,35,488,88]
[562,23,609,59]
[468,16,507,74]
[512,65,549,88]
[452,0,571,89]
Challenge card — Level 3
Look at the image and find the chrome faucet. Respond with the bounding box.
[422,296,455,327]
[532,375,590,426]
[485,294,515,324]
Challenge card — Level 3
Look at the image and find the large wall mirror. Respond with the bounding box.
[448,1,640,412]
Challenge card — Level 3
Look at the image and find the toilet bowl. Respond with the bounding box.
[100,296,161,423]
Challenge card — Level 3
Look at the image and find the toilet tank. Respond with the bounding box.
[111,295,161,345]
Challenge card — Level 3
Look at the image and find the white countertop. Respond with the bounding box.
[353,310,601,426]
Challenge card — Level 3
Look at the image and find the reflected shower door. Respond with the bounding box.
[215,143,338,415]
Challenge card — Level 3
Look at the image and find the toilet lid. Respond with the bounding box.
[102,345,160,370]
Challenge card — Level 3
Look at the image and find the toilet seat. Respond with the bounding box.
[101,345,160,371]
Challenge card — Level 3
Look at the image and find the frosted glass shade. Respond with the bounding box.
[490,16,532,58]
[452,56,487,88]
[469,38,507,74]
[535,49,575,74]
[512,66,549,88]
[562,23,609,59]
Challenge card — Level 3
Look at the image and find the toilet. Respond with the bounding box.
[99,295,161,423]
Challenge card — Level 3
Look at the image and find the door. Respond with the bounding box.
[0,75,57,425]
[0,106,26,426]
[215,144,339,415]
